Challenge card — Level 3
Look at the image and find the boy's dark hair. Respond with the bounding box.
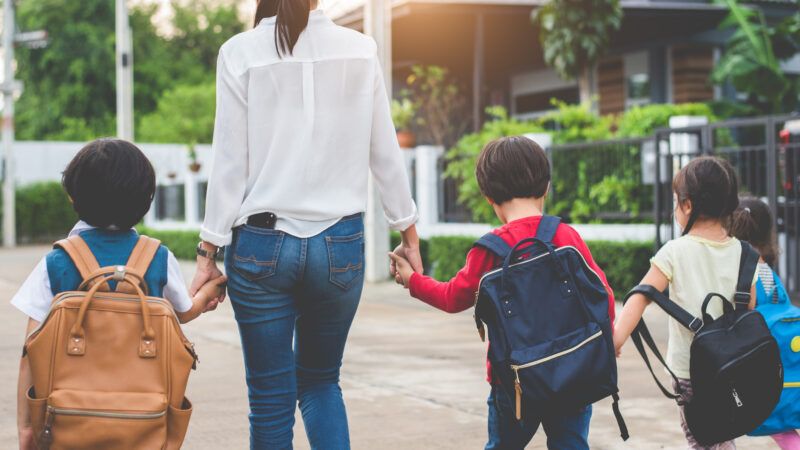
[731,196,778,266]
[476,136,550,204]
[62,139,156,230]
[673,156,739,235]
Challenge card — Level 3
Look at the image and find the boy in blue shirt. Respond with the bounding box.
[13,138,225,449]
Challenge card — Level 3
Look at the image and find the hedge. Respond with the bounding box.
[137,226,199,260]
[392,232,653,294]
[2,182,79,243]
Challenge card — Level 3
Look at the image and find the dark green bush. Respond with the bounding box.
[422,233,653,296]
[137,226,199,260]
[11,182,78,243]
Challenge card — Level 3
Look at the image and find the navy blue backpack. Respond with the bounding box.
[473,215,628,440]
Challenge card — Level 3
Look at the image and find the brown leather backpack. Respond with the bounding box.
[25,235,198,450]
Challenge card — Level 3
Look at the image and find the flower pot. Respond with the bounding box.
[396,131,416,149]
[188,162,202,173]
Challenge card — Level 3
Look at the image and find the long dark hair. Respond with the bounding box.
[731,197,778,266]
[672,156,739,235]
[254,0,311,56]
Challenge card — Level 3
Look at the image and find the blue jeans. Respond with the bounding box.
[486,386,592,450]
[225,214,365,450]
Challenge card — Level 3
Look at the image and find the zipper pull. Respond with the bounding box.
[513,368,523,420]
[732,388,743,407]
[187,342,199,370]
[40,406,55,449]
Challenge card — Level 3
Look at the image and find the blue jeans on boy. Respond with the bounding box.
[225,214,365,450]
[486,385,592,450]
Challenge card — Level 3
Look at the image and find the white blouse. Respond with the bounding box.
[200,10,418,245]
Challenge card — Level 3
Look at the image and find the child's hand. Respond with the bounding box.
[613,333,624,358]
[388,253,413,289]
[197,275,227,312]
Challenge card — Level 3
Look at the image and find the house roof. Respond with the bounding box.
[327,0,794,28]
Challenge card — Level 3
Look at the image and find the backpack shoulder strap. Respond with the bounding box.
[626,285,704,332]
[473,233,512,259]
[734,241,759,311]
[116,236,161,294]
[54,235,109,291]
[534,215,561,243]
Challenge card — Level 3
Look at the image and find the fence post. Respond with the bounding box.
[765,116,778,215]
[654,131,663,248]
[415,145,444,234]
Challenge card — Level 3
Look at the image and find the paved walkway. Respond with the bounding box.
[0,246,778,449]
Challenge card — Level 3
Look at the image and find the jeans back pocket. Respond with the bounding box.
[325,232,364,290]
[231,226,284,281]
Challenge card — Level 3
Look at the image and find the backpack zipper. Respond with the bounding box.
[732,388,743,407]
[509,330,603,421]
[40,405,165,448]
[477,246,604,296]
[510,330,603,372]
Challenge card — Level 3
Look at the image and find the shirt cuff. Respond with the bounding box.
[386,207,419,232]
[408,272,425,299]
[200,226,232,247]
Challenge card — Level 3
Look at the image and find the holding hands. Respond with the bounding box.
[389,224,424,288]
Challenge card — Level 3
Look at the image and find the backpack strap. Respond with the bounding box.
[474,233,513,259]
[54,235,109,291]
[116,236,161,295]
[624,286,692,402]
[734,241,759,311]
[534,215,561,243]
[627,285,704,332]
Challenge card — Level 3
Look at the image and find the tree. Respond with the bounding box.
[532,0,623,106]
[712,0,799,114]
[13,0,244,141]
[138,82,215,145]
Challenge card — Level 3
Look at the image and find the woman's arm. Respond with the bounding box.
[613,265,669,356]
[199,48,249,249]
[18,319,39,450]
[368,55,420,273]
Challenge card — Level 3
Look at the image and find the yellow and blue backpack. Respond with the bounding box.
[749,269,800,436]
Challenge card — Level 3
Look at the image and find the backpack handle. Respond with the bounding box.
[700,292,734,324]
[67,269,157,359]
[77,266,149,296]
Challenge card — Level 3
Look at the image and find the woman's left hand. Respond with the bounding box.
[191,254,226,310]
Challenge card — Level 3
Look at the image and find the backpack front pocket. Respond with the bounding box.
[43,390,168,450]
[510,322,615,417]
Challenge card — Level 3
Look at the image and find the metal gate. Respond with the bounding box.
[653,115,800,297]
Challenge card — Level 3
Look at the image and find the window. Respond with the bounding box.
[625,52,651,109]
[510,69,579,120]
[155,184,185,221]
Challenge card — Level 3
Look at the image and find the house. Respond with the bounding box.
[330,0,800,127]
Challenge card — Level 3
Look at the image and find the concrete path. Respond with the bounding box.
[0,246,778,449]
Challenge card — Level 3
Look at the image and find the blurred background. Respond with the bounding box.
[0,0,797,292]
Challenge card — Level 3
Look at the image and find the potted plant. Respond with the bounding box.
[391,98,417,149]
[187,144,202,173]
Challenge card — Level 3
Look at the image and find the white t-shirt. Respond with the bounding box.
[11,221,193,323]
[650,235,757,379]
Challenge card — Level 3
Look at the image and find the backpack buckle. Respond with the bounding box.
[113,265,126,281]
[689,317,704,333]
[733,291,750,305]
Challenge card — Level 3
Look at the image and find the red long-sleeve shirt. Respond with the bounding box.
[408,216,616,382]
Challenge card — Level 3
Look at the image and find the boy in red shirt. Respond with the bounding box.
[390,136,615,449]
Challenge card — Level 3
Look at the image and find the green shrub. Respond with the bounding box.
[11,182,78,243]
[445,107,545,224]
[137,226,199,260]
[421,233,653,296]
[616,103,716,138]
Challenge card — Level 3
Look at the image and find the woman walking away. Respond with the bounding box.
[190,0,421,449]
